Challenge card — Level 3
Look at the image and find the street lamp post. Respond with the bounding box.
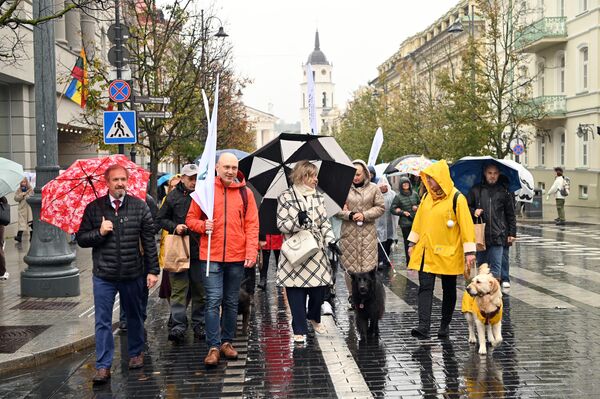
[22,0,80,297]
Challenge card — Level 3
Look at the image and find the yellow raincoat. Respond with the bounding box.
[407,160,476,275]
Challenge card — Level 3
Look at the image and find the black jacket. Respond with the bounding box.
[467,181,517,246]
[156,182,200,260]
[76,195,159,280]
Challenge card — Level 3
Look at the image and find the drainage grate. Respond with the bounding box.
[0,325,51,354]
[10,300,79,311]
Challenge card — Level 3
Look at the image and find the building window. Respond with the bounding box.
[559,131,565,165]
[579,185,588,199]
[557,52,565,94]
[538,136,546,166]
[302,93,305,108]
[538,182,546,192]
[580,0,588,13]
[580,130,589,167]
[538,62,545,95]
[558,0,565,16]
[322,91,327,108]
[579,46,589,91]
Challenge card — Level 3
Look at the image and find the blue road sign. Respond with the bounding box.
[103,111,137,145]
[512,144,525,155]
[108,80,131,103]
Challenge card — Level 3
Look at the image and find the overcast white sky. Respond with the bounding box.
[214,1,460,122]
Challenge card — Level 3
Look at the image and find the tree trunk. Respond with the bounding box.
[148,150,159,201]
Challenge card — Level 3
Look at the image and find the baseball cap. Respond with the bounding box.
[181,164,198,176]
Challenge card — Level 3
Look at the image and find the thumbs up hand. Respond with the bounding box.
[100,216,114,236]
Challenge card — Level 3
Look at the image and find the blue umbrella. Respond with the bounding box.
[450,156,521,195]
[157,173,174,186]
[194,148,249,165]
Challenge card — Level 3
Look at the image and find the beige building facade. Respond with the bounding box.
[246,106,279,149]
[518,0,600,208]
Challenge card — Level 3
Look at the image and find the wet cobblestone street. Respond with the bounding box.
[2,222,600,398]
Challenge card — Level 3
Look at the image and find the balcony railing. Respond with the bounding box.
[526,95,567,118]
[515,17,567,52]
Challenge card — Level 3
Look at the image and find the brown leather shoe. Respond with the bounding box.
[204,347,220,367]
[92,368,111,384]
[220,342,238,360]
[128,353,144,369]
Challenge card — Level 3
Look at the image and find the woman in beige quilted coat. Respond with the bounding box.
[335,160,385,304]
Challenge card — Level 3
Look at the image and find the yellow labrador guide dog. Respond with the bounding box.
[462,264,503,355]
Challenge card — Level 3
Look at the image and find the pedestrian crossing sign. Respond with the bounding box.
[103,111,137,145]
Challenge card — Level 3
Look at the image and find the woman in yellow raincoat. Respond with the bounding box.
[407,160,476,339]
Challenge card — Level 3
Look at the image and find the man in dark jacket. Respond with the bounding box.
[391,176,420,265]
[77,164,159,384]
[466,164,516,283]
[156,164,205,343]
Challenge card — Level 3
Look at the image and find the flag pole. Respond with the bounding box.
[206,231,212,277]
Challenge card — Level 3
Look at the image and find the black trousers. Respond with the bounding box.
[401,226,412,264]
[260,249,280,281]
[417,271,457,331]
[286,286,326,335]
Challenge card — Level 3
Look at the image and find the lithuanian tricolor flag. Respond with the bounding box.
[65,48,88,108]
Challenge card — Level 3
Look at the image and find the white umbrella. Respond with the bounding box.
[0,157,24,197]
[500,159,535,203]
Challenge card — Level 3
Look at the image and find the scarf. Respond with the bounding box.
[294,184,316,197]
[353,180,365,189]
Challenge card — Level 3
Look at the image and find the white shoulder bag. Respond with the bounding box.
[281,188,319,267]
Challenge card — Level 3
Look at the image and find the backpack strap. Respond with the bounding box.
[452,190,461,216]
[239,187,248,216]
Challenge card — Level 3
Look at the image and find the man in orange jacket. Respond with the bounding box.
[186,152,259,367]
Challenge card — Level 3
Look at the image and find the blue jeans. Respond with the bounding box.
[501,246,510,283]
[476,245,504,279]
[200,261,245,348]
[93,275,145,369]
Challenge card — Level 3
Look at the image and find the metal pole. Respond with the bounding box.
[115,0,124,155]
[22,0,79,297]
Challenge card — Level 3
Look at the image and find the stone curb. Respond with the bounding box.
[0,285,160,376]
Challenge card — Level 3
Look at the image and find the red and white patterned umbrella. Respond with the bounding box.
[41,154,150,233]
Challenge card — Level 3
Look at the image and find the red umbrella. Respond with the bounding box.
[41,154,150,234]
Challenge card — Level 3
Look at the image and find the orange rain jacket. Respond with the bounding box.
[186,176,259,263]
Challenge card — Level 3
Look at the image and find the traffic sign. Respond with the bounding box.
[133,96,171,105]
[138,111,172,119]
[108,80,131,103]
[107,24,130,42]
[512,144,525,155]
[103,111,137,145]
[108,46,130,67]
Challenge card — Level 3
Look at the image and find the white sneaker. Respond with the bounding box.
[293,334,306,343]
[321,301,333,315]
[502,281,511,289]
[310,320,326,334]
[0,272,9,280]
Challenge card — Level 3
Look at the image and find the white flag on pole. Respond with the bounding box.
[306,63,318,135]
[191,74,219,219]
[367,127,384,167]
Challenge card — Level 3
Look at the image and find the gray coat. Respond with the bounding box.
[276,186,335,288]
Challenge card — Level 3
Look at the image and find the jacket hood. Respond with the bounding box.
[399,176,412,190]
[216,171,247,189]
[352,159,371,182]
[420,160,454,197]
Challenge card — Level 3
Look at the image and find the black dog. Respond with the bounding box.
[351,269,385,341]
[238,278,252,336]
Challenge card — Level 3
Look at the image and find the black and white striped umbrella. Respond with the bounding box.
[239,133,356,234]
